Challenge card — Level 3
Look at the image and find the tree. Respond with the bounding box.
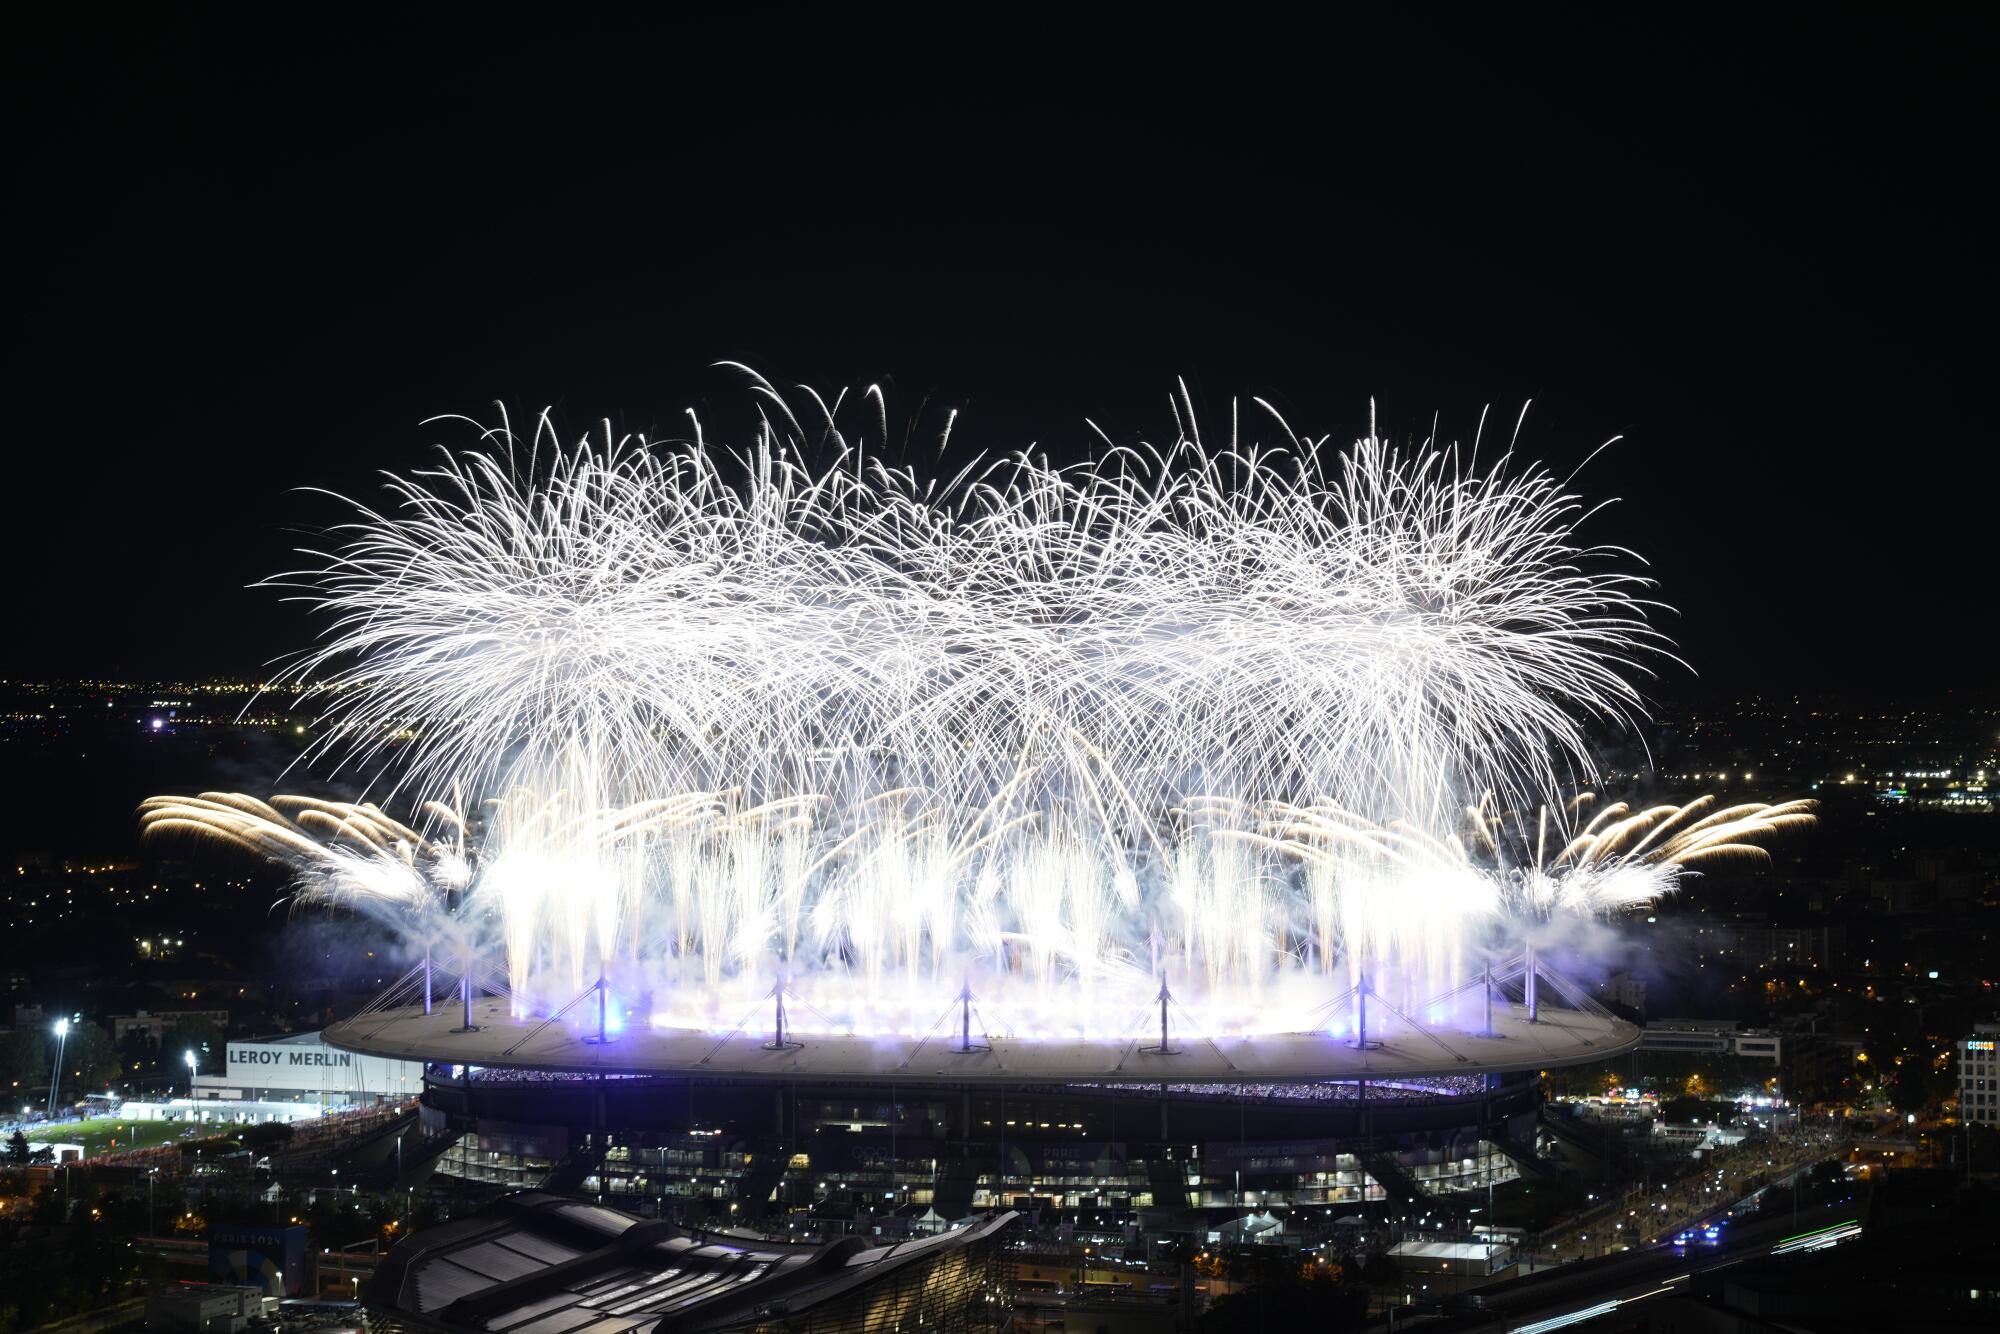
[177,1136,238,1160]
[1199,1270,1369,1331]
[118,1026,158,1070]
[66,1210,136,1306]
[1889,1061,1949,1117]
[55,1022,124,1095]
[5,1131,27,1165]
[0,1028,45,1093]
[0,1233,59,1329]
[1660,1097,1736,1126]
[238,1122,294,1153]
[165,1016,226,1072]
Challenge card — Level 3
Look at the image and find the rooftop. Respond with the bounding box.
[368,1191,1015,1333]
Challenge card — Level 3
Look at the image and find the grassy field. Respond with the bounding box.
[37,1116,192,1157]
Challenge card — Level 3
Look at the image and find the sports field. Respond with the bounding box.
[28,1116,191,1158]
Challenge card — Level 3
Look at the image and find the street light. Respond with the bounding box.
[46,1018,72,1119]
[183,1049,200,1099]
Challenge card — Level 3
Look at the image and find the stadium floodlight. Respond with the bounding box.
[46,1017,73,1119]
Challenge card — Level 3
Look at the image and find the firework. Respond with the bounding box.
[143,380,1811,1037]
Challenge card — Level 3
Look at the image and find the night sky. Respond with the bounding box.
[12,11,1993,694]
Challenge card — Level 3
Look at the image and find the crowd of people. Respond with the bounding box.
[1538,1120,1849,1260]
[77,1098,417,1173]
[1067,1075,1491,1104]
[0,1109,89,1140]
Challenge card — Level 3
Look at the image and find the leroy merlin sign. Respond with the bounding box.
[221,1035,425,1096]
[229,1045,354,1068]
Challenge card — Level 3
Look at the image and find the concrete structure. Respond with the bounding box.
[1734,1032,1782,1063]
[1959,1023,2000,1128]
[1728,922,1847,969]
[143,1283,277,1334]
[411,1072,1531,1228]
[1636,1018,1741,1057]
[328,990,1639,1085]
[322,971,1625,1237]
[1640,1019,1786,1065]
[1637,1019,1859,1103]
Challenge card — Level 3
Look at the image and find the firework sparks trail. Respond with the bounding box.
[142,379,1811,1037]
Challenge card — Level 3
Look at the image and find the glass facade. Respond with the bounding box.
[439,1127,1519,1224]
[418,1071,1538,1241]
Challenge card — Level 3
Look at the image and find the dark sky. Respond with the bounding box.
[12,11,1993,694]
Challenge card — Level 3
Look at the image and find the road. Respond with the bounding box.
[1373,1148,1860,1332]
[1525,1126,1846,1263]
[1456,1206,1860,1333]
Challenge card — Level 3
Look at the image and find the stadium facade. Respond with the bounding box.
[327,970,1633,1241]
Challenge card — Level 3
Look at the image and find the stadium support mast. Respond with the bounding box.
[453,950,479,1034]
[953,982,989,1055]
[1140,979,1180,1055]
[764,977,803,1052]
[1525,944,1539,1023]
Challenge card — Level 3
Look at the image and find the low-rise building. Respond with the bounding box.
[144,1283,276,1334]
[190,1030,424,1107]
[1637,1018,1739,1056]
[110,1007,231,1045]
[1599,970,1647,1014]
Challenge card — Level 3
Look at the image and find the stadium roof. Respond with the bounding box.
[369,1191,1016,1334]
[328,994,1637,1084]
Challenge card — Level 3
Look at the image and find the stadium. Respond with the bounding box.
[319,944,1634,1240]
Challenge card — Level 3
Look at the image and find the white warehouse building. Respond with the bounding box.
[191,1030,426,1107]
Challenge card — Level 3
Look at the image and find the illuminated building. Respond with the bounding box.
[1959,1024,2000,1128]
